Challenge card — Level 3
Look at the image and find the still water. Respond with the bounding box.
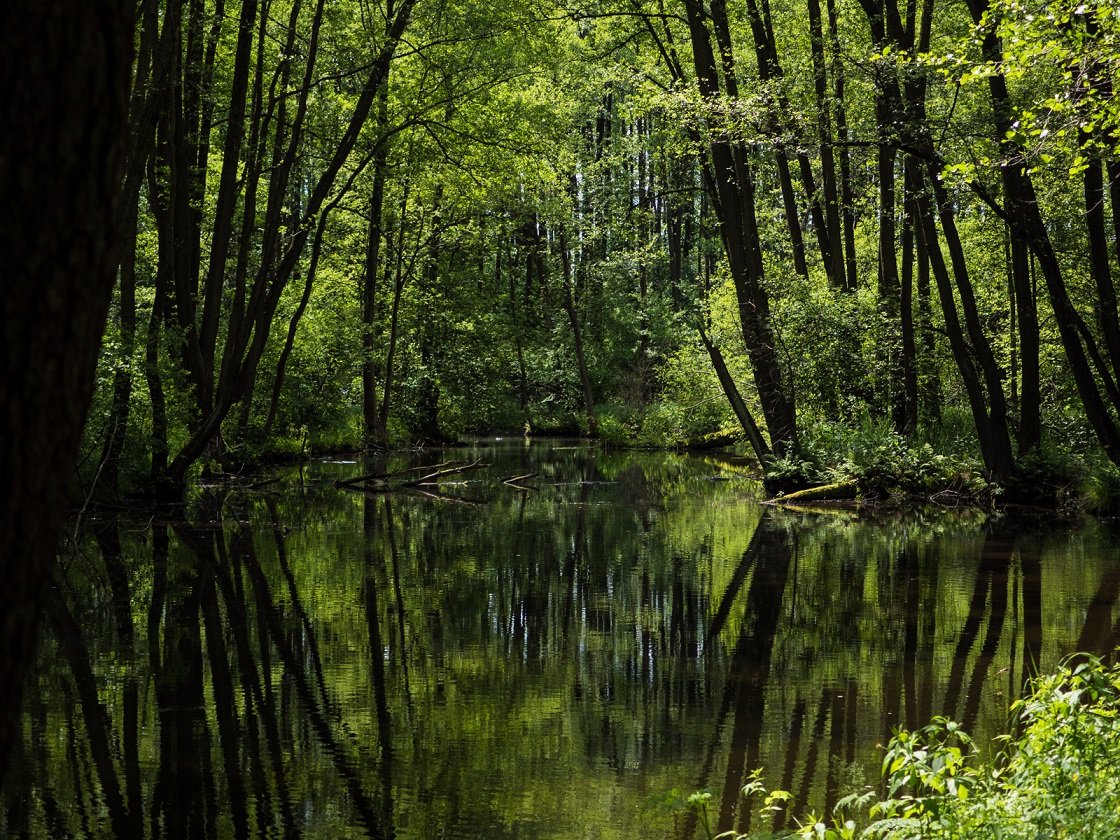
[4,439,1119,838]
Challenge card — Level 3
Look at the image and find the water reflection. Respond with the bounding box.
[3,441,1118,838]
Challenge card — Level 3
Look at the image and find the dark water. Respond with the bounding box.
[4,439,1119,838]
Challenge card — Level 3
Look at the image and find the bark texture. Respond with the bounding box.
[0,1,134,783]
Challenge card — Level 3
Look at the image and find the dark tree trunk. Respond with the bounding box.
[559,231,597,437]
[364,126,390,449]
[1084,157,1120,376]
[379,183,411,445]
[698,326,772,469]
[0,1,135,784]
[829,0,858,290]
[100,204,138,498]
[414,184,446,443]
[683,0,798,456]
[900,200,919,434]
[145,176,172,480]
[736,0,809,280]
[807,0,846,291]
[914,163,1015,481]
[99,0,172,497]
[1009,216,1040,454]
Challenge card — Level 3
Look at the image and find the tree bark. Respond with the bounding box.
[683,0,798,455]
[0,0,134,784]
[559,230,598,436]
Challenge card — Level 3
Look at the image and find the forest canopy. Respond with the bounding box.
[84,0,1120,501]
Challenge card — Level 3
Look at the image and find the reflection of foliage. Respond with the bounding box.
[11,445,1120,838]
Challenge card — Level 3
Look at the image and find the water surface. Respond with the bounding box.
[4,440,1119,838]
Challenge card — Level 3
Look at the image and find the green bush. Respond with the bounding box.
[635,402,682,448]
[1083,461,1120,514]
[859,655,1120,840]
[596,407,634,447]
[686,655,1120,839]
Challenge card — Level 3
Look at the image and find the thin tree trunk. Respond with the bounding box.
[363,138,390,448]
[100,206,138,497]
[1010,212,1040,454]
[380,183,412,442]
[415,183,445,442]
[911,163,1014,480]
[559,230,597,436]
[807,0,846,290]
[900,200,919,433]
[697,325,772,468]
[1084,156,1120,374]
[740,0,810,278]
[829,0,858,290]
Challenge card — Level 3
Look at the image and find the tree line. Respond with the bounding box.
[78,0,1120,501]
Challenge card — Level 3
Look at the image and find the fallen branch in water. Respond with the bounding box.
[500,472,538,490]
[400,459,489,487]
[334,460,470,488]
[768,481,858,504]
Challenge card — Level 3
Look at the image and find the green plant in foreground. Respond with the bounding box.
[865,656,1120,839]
[662,655,1120,839]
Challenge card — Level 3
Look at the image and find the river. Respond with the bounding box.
[3,439,1118,838]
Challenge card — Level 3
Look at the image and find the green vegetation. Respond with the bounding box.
[669,655,1120,839]
[75,0,1120,505]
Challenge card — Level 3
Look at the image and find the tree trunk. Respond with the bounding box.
[899,199,919,434]
[414,183,446,443]
[697,327,772,468]
[363,138,390,448]
[829,0,859,290]
[559,231,597,436]
[912,163,1014,481]
[683,0,798,456]
[379,183,412,444]
[807,0,846,290]
[0,0,135,784]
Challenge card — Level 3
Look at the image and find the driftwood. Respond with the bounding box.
[408,488,485,505]
[400,459,489,487]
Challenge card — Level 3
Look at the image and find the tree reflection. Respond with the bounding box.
[2,447,1117,839]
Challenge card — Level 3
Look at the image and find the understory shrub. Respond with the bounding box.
[666,655,1120,839]
[801,418,985,500]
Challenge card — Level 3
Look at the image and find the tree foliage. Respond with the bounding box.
[78,0,1120,500]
